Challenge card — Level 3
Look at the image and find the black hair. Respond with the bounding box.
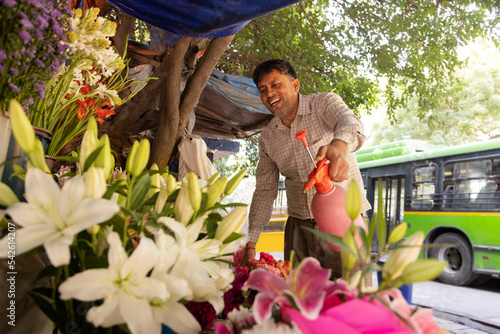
[252,59,297,86]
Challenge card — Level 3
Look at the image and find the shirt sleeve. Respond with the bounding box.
[318,92,366,152]
[247,141,280,243]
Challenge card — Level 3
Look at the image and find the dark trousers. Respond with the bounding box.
[284,216,371,285]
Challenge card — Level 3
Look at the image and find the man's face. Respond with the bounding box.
[257,69,300,120]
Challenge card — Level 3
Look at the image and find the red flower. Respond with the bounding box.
[95,102,116,124]
[79,84,91,95]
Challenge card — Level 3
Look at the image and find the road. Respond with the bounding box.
[413,276,500,333]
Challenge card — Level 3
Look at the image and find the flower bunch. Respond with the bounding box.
[248,252,290,278]
[0,0,72,110]
[215,180,447,334]
[0,112,248,334]
[29,7,152,156]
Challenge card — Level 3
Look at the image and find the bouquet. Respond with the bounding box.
[28,7,152,156]
[0,0,72,110]
[0,101,248,334]
[216,183,447,334]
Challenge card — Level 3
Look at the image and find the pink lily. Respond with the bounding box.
[243,257,334,323]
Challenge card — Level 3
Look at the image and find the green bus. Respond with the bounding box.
[358,139,500,286]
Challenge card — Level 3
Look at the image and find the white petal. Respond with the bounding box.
[122,237,157,279]
[186,216,205,245]
[0,224,58,256]
[119,291,157,334]
[159,217,187,245]
[58,176,85,219]
[155,302,201,334]
[129,277,168,301]
[44,233,74,267]
[163,274,192,302]
[65,198,119,234]
[192,239,221,260]
[107,232,127,272]
[24,168,60,208]
[59,269,118,301]
[6,202,53,227]
[87,293,123,327]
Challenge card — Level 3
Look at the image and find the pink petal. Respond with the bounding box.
[243,268,288,296]
[252,293,276,324]
[411,309,441,334]
[289,289,325,320]
[294,258,331,299]
[281,306,360,334]
[215,322,232,334]
[324,299,412,334]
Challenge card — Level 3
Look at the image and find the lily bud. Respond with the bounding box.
[186,172,201,212]
[174,184,194,225]
[84,167,107,199]
[345,180,361,221]
[341,228,358,272]
[382,231,424,281]
[207,172,221,185]
[127,139,149,176]
[387,222,408,245]
[28,140,50,173]
[86,224,100,235]
[9,99,35,153]
[79,118,98,172]
[154,177,167,213]
[225,170,246,196]
[206,176,227,209]
[95,134,113,179]
[400,259,446,284]
[149,163,161,199]
[215,206,247,243]
[0,182,19,206]
[165,174,177,197]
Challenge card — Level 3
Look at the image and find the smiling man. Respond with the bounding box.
[241,59,371,281]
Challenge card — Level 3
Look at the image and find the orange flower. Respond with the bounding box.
[76,98,95,120]
[95,102,116,124]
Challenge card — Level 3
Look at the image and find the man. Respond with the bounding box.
[241,59,371,280]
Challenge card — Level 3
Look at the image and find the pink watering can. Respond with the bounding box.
[296,131,365,252]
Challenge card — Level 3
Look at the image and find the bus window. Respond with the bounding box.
[444,158,500,210]
[411,165,436,210]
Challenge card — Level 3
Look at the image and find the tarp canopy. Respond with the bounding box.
[107,0,301,39]
[193,69,273,139]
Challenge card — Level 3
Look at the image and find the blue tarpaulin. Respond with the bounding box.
[193,69,273,139]
[106,0,301,38]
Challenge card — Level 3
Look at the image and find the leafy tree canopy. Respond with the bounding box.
[218,0,499,118]
[367,39,500,146]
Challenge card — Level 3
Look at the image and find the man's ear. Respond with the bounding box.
[293,79,300,93]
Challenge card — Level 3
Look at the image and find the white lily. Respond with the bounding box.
[382,231,425,281]
[0,168,119,267]
[214,206,247,243]
[59,232,167,334]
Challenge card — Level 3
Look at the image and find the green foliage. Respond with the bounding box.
[214,137,259,176]
[219,0,498,117]
[369,39,500,145]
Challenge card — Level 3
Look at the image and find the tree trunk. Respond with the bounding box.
[150,34,235,168]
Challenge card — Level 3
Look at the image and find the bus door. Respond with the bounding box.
[372,176,406,252]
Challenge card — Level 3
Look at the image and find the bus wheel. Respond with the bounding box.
[429,233,478,286]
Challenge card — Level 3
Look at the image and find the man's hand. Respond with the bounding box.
[241,242,256,266]
[315,139,349,182]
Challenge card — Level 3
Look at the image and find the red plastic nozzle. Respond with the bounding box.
[295,131,309,147]
[304,158,332,193]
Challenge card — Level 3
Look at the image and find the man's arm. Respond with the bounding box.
[241,145,280,266]
[315,93,366,182]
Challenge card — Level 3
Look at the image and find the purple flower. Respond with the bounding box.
[25,50,35,59]
[0,50,6,62]
[18,31,31,43]
[47,44,54,53]
[10,68,19,75]
[12,51,20,58]
[36,14,49,29]
[8,83,21,93]
[17,11,28,20]
[0,65,4,73]
[35,82,46,99]
[49,63,59,73]
[35,28,43,39]
[0,0,17,8]
[20,18,34,30]
[34,59,45,68]
[22,64,28,70]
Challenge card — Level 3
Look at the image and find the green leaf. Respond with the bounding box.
[126,172,151,210]
[82,146,103,173]
[223,232,245,244]
[28,289,69,330]
[302,226,356,256]
[207,220,218,239]
[376,178,387,251]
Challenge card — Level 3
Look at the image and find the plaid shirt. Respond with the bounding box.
[248,92,371,243]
